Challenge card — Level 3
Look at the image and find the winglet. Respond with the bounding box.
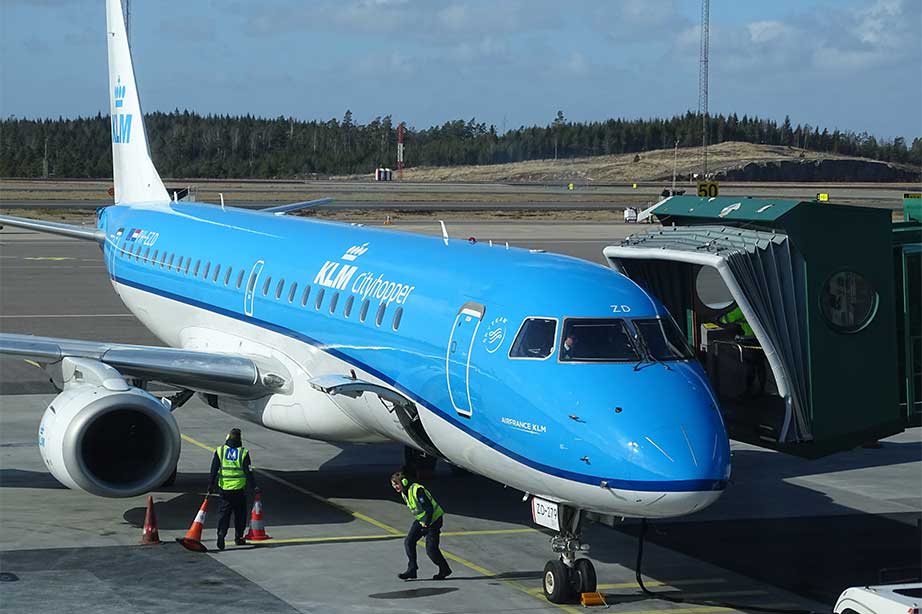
[106,0,169,205]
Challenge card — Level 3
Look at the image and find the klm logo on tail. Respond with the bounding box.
[111,77,132,144]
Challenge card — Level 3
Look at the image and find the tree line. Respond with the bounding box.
[1,110,919,179]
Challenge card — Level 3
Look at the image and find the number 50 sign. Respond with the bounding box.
[697,181,720,198]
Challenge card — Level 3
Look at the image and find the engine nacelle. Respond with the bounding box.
[38,358,181,497]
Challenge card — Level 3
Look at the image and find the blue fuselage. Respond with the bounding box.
[98,202,731,514]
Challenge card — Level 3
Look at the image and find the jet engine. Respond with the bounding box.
[38,357,180,497]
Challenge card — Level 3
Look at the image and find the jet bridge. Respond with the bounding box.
[605,195,906,457]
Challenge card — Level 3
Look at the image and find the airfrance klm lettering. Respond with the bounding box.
[314,261,358,290]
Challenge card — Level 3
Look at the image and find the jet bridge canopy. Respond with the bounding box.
[605,196,903,457]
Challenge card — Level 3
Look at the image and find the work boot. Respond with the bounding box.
[398,570,417,580]
[234,538,247,546]
[432,567,452,581]
[216,536,225,551]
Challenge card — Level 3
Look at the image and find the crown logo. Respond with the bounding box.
[114,77,126,108]
[342,243,369,261]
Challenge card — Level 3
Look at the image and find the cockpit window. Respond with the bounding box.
[509,318,557,359]
[632,318,694,361]
[559,318,639,362]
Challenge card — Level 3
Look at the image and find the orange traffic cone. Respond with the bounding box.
[244,491,271,541]
[140,495,161,545]
[176,495,210,552]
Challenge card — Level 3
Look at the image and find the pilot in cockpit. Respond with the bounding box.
[561,335,576,361]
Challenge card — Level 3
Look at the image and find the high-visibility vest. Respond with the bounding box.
[402,483,443,525]
[216,445,248,491]
[719,307,754,337]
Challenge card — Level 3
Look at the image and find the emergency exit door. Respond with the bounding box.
[446,302,485,417]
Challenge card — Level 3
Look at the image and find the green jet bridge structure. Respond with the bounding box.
[604,195,920,457]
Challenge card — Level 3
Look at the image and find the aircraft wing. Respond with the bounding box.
[0,333,290,399]
[0,214,106,242]
[262,198,334,215]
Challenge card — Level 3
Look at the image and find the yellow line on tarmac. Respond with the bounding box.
[180,433,578,613]
[182,433,403,535]
[257,534,399,545]
[625,608,733,614]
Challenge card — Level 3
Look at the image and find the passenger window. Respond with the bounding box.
[184,258,191,275]
[287,282,298,303]
[224,268,232,286]
[392,307,403,331]
[344,295,354,318]
[262,276,272,296]
[329,292,339,314]
[134,244,142,260]
[193,259,200,276]
[236,270,244,289]
[301,286,311,306]
[315,288,325,310]
[143,247,151,262]
[375,303,386,327]
[202,261,211,279]
[168,254,175,269]
[559,318,640,362]
[359,299,370,322]
[275,278,285,299]
[509,318,557,359]
[212,264,221,282]
[246,272,257,294]
[152,250,159,265]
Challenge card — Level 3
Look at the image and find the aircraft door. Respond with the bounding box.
[244,260,264,317]
[446,301,485,417]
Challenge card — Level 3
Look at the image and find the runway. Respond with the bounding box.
[1,219,919,614]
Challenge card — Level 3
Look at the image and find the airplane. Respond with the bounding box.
[0,0,730,603]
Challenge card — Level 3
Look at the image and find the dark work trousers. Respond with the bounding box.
[216,489,248,540]
[404,516,450,573]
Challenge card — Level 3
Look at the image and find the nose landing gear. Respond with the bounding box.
[541,506,597,604]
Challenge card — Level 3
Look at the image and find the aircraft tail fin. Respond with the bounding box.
[106,0,169,206]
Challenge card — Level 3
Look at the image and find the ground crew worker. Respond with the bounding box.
[391,470,452,581]
[208,427,258,550]
[719,305,754,338]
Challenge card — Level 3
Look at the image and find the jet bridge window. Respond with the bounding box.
[509,318,557,359]
[262,276,272,296]
[287,282,298,303]
[632,318,695,361]
[344,295,354,318]
[275,278,285,299]
[559,318,639,362]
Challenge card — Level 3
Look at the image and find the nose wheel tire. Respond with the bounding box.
[543,559,571,604]
[574,558,597,593]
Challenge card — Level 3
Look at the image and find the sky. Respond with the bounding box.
[1,0,920,141]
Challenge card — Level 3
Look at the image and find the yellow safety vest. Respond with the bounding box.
[720,307,754,337]
[217,445,248,491]
[402,483,443,525]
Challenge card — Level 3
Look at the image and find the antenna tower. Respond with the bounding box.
[697,0,709,177]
